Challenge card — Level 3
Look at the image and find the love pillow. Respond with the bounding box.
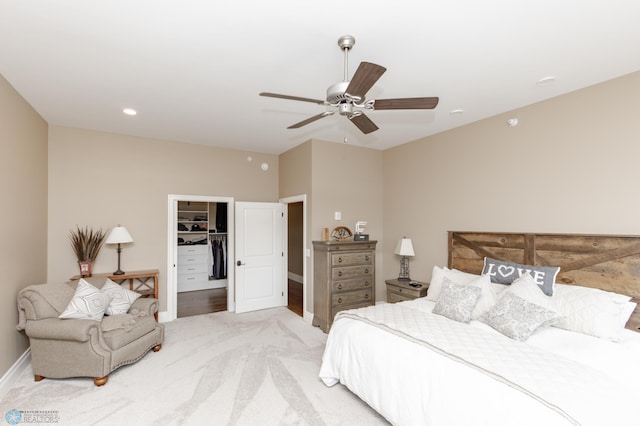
[482,257,559,296]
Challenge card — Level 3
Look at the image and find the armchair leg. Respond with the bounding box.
[34,375,45,382]
[153,343,162,352]
[94,376,109,387]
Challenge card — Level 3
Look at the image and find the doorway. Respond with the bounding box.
[166,195,235,321]
[287,201,303,316]
[280,194,307,320]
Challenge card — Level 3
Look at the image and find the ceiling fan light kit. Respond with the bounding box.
[260,35,439,135]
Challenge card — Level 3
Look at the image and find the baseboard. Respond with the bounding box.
[303,310,313,324]
[0,348,30,400]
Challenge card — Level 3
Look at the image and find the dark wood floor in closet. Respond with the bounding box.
[177,279,303,318]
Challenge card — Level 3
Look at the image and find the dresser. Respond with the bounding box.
[312,240,377,333]
[177,244,209,292]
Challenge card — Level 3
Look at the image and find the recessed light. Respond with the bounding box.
[449,109,464,116]
[123,108,137,116]
[536,76,556,86]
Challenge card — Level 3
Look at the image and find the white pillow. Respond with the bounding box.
[552,284,633,341]
[102,278,142,315]
[59,279,112,321]
[507,272,555,311]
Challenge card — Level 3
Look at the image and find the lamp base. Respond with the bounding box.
[112,269,125,275]
[397,276,411,281]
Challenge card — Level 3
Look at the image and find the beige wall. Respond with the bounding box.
[279,139,385,308]
[0,74,48,376]
[48,126,279,311]
[310,140,385,300]
[383,71,640,284]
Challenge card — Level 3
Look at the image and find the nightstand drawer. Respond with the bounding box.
[387,291,414,303]
[332,265,372,280]
[331,252,373,266]
[332,277,373,293]
[331,288,372,307]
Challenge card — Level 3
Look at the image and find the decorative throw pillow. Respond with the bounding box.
[481,292,558,341]
[482,257,559,296]
[432,278,482,323]
[427,266,482,301]
[102,278,142,315]
[59,279,112,321]
[552,283,633,341]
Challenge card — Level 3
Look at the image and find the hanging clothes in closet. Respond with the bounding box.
[208,234,227,279]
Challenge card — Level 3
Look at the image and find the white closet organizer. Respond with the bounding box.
[177,201,228,292]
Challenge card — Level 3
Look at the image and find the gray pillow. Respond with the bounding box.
[482,257,559,296]
[481,292,558,341]
[432,278,482,323]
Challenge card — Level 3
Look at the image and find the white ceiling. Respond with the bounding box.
[1,1,639,155]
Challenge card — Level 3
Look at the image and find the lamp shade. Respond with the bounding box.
[106,226,134,244]
[394,238,415,257]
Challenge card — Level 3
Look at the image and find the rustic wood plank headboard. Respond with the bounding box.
[448,231,640,331]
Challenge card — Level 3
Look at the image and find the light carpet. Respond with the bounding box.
[0,307,388,425]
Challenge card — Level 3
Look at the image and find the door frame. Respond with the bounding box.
[165,194,235,322]
[279,194,309,322]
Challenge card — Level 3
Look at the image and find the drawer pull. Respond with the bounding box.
[338,257,343,263]
[337,297,343,304]
[337,283,343,290]
[364,281,370,287]
[364,293,369,299]
[364,268,369,274]
[338,271,343,277]
[365,255,370,261]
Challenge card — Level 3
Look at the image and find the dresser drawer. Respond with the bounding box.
[331,288,372,307]
[178,272,208,283]
[333,301,373,317]
[178,262,209,275]
[331,252,373,267]
[332,277,373,293]
[178,245,208,255]
[332,265,372,280]
[387,291,414,303]
[178,253,208,266]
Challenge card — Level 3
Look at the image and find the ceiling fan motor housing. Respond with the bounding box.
[326,81,350,104]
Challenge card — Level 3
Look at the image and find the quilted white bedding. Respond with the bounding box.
[319,299,640,426]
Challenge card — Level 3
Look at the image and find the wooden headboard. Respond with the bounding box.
[448,231,640,331]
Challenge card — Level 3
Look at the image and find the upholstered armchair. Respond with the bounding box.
[17,277,164,386]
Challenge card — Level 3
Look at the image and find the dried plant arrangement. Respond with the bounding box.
[69,226,107,262]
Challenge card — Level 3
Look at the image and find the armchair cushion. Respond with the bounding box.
[102,313,156,350]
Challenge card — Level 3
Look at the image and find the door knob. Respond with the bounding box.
[237,260,246,266]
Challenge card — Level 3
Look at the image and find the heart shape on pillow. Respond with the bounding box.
[498,265,515,278]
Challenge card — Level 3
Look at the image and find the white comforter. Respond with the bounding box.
[319,299,640,426]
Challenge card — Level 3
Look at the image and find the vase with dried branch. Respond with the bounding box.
[70,226,107,277]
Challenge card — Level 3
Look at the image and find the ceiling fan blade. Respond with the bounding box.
[260,92,326,105]
[345,62,387,100]
[287,111,334,129]
[373,97,439,110]
[349,113,379,134]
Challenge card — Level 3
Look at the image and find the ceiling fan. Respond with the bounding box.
[260,35,439,135]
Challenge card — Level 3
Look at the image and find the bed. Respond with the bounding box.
[319,232,640,425]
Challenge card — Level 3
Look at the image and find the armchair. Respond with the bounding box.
[17,278,164,386]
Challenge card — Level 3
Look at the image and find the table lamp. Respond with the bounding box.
[394,237,414,281]
[106,225,134,275]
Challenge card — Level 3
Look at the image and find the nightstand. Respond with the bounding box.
[385,278,429,303]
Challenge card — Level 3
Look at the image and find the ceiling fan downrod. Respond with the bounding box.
[338,35,355,82]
